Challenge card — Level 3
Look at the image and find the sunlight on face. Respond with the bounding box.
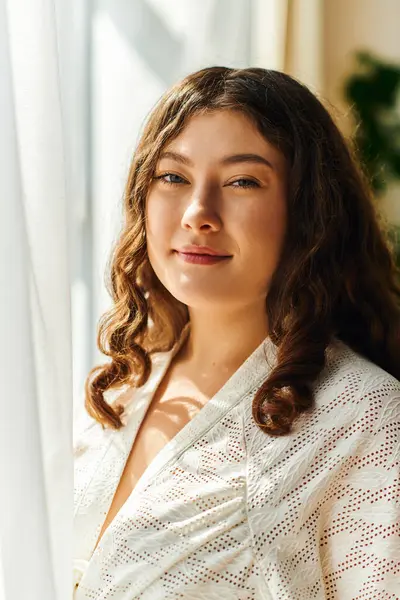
[145,109,288,310]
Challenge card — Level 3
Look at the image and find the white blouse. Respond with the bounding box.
[73,325,400,599]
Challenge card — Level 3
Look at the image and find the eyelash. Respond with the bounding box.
[153,173,260,189]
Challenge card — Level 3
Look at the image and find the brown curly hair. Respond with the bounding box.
[84,66,400,436]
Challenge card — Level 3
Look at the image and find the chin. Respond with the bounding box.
[154,268,235,305]
[166,286,231,308]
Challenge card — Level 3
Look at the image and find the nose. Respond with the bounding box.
[180,184,222,233]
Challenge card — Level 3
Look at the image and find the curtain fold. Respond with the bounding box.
[0,1,72,598]
[250,0,324,93]
[284,0,324,92]
[250,0,289,70]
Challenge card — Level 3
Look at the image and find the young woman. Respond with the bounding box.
[73,66,400,599]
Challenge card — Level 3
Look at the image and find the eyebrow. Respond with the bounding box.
[158,150,274,170]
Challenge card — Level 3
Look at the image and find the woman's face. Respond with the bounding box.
[145,109,288,311]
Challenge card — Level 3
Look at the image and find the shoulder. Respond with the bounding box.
[245,341,400,597]
[244,338,400,473]
[314,338,400,430]
[320,337,399,398]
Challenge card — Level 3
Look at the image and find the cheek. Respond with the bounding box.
[240,201,287,257]
[146,197,172,244]
[145,196,179,273]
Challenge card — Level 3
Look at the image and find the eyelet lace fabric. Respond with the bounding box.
[73,335,400,599]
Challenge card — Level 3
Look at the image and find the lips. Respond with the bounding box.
[180,252,229,257]
[176,245,231,257]
[174,251,232,265]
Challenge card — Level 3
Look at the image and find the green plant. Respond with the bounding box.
[344,50,400,194]
[344,50,400,268]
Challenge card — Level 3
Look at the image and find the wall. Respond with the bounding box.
[324,0,400,224]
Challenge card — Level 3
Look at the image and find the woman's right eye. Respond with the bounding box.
[153,173,187,186]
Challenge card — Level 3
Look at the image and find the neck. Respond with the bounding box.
[175,303,270,374]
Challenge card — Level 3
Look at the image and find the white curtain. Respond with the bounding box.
[0,1,72,598]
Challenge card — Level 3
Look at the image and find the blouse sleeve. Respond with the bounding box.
[246,372,400,600]
[318,391,400,598]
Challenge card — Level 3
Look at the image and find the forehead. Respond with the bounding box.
[160,110,284,168]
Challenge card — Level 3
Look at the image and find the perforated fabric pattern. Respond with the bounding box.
[75,395,271,599]
[246,344,400,599]
[73,338,400,599]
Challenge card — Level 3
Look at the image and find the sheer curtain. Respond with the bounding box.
[0,1,72,598]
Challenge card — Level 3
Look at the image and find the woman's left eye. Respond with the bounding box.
[230,178,259,188]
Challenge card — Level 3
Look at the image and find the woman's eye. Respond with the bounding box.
[153,174,259,189]
[230,178,259,188]
[154,173,186,186]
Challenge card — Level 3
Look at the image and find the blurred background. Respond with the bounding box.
[1,1,399,599]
